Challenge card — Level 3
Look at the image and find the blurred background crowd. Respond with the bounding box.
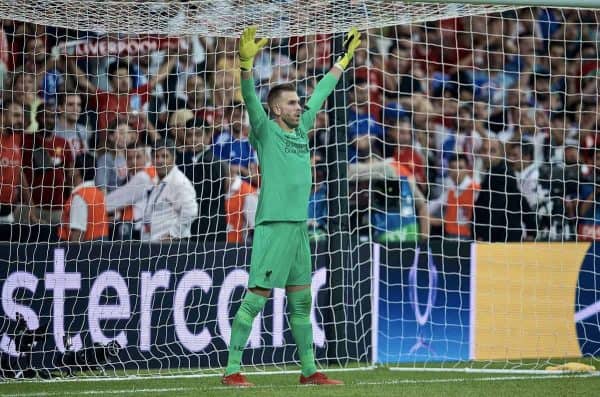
[1,7,599,244]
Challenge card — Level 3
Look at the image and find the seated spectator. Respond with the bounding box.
[429,154,479,240]
[183,74,220,126]
[308,154,328,242]
[507,140,541,211]
[168,108,195,157]
[10,71,42,133]
[213,102,258,181]
[177,118,228,242]
[22,35,64,105]
[473,138,537,242]
[226,174,258,244]
[57,155,109,242]
[53,92,90,156]
[212,55,243,109]
[383,103,426,186]
[106,143,157,240]
[68,56,176,130]
[141,140,198,241]
[386,39,423,97]
[163,40,202,111]
[95,119,137,192]
[308,110,329,156]
[347,78,384,162]
[21,104,74,225]
[0,101,35,224]
[563,138,581,232]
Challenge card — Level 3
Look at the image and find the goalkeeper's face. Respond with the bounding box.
[273,91,302,129]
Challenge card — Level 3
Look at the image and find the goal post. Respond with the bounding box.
[0,1,599,381]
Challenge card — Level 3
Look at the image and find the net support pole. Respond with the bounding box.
[325,32,351,364]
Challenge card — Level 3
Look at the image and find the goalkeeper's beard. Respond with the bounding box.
[282,114,300,129]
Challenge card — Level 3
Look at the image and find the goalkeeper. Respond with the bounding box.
[222,26,361,387]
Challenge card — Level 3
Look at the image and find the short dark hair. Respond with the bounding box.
[1,100,17,112]
[56,92,80,108]
[152,137,177,155]
[267,83,297,109]
[447,153,469,167]
[185,116,208,129]
[521,141,535,159]
[126,141,146,151]
[107,60,133,79]
[106,116,131,134]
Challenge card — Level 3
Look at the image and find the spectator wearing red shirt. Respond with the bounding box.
[53,92,90,156]
[67,55,177,131]
[21,103,74,225]
[0,101,35,224]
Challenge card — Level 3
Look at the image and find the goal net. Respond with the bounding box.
[0,1,598,380]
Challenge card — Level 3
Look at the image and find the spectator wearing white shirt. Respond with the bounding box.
[142,140,198,241]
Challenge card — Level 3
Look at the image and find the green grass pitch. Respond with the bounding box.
[2,366,600,397]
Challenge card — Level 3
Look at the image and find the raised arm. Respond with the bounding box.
[239,27,269,133]
[148,51,179,90]
[65,57,97,94]
[105,171,153,212]
[300,28,361,130]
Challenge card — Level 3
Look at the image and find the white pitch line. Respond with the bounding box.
[355,373,600,386]
[1,387,192,397]
[2,366,377,385]
[6,372,597,397]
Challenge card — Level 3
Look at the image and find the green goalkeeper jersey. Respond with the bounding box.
[241,73,338,225]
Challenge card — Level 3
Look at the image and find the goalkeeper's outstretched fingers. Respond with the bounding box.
[239,26,268,71]
[336,27,362,70]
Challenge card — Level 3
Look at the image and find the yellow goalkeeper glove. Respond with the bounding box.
[239,26,268,71]
[335,27,362,70]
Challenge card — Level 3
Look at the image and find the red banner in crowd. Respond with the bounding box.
[52,36,181,57]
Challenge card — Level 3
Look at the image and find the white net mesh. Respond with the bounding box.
[0,2,599,381]
[0,1,514,36]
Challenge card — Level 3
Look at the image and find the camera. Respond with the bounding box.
[0,313,51,379]
[57,339,121,376]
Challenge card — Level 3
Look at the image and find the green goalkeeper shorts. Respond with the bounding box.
[248,221,312,289]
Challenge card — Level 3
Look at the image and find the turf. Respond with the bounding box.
[2,367,600,397]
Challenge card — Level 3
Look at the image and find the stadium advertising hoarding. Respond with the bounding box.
[0,242,372,370]
[374,241,600,363]
[471,242,596,360]
[2,241,598,370]
[373,241,471,363]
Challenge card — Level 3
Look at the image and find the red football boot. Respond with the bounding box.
[299,372,344,385]
[221,372,254,387]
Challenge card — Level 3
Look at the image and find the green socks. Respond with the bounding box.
[287,288,318,377]
[224,288,317,377]
[225,291,268,375]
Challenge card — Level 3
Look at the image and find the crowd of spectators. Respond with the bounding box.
[0,8,599,244]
